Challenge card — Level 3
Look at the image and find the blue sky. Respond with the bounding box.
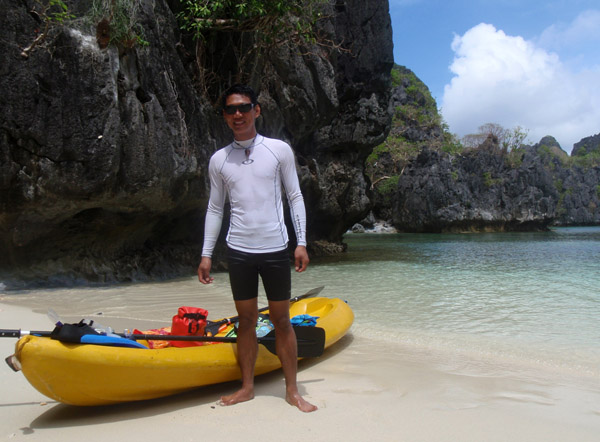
[389,0,600,153]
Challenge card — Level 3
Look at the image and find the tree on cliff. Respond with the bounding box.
[20,0,74,58]
[462,123,529,153]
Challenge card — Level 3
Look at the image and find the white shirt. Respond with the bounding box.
[201,134,307,257]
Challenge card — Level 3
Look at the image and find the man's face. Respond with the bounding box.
[223,93,261,141]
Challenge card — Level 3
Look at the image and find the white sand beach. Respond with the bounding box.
[1,302,599,442]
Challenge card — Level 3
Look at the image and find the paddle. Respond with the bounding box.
[134,326,325,357]
[204,285,324,335]
[0,326,326,358]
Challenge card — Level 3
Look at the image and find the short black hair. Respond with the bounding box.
[221,84,259,109]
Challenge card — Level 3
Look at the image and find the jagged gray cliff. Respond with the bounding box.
[392,135,600,231]
[393,141,558,232]
[366,66,600,233]
[0,0,393,287]
[547,134,600,225]
[572,133,600,157]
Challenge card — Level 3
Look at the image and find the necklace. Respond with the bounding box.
[233,136,256,165]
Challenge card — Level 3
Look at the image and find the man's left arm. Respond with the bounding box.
[280,144,308,271]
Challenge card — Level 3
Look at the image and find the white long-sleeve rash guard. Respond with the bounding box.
[201,134,307,257]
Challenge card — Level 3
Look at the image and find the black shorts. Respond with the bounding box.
[226,247,291,301]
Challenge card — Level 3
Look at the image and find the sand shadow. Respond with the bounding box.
[28,381,229,430]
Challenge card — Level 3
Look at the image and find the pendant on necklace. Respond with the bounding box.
[242,147,254,165]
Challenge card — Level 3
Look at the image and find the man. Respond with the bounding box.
[198,84,316,412]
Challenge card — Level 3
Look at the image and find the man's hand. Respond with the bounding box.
[294,246,309,273]
[198,257,214,284]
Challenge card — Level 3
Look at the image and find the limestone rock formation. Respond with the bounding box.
[572,133,600,157]
[0,0,393,287]
[393,143,558,232]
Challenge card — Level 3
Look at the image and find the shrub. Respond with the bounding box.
[89,0,149,48]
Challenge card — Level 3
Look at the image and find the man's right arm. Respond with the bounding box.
[199,156,225,284]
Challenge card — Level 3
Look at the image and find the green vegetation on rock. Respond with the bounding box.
[88,0,150,48]
[175,0,339,99]
[177,0,326,41]
[367,64,459,203]
[21,0,75,58]
[569,150,600,169]
[483,171,502,187]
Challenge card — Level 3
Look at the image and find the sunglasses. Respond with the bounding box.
[223,103,255,115]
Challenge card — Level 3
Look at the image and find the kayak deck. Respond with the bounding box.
[14,297,353,405]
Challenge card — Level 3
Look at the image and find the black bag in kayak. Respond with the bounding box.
[50,319,100,343]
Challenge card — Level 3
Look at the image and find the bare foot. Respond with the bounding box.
[219,387,254,406]
[286,391,318,412]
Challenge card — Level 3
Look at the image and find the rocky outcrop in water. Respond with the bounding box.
[393,141,558,232]
[0,0,393,287]
[385,134,600,232]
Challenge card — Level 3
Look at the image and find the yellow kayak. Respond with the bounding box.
[14,297,353,406]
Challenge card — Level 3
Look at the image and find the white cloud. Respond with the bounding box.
[441,22,600,153]
[538,9,600,50]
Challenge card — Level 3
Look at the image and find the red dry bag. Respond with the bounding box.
[170,306,208,348]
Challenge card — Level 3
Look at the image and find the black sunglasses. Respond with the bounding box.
[223,103,255,115]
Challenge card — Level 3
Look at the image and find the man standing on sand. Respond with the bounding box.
[198,84,317,413]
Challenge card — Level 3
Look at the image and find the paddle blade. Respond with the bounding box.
[259,326,325,358]
[294,326,326,357]
[291,286,324,303]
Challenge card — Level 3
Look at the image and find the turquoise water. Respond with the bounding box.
[2,227,599,379]
[314,227,600,342]
[304,227,600,378]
